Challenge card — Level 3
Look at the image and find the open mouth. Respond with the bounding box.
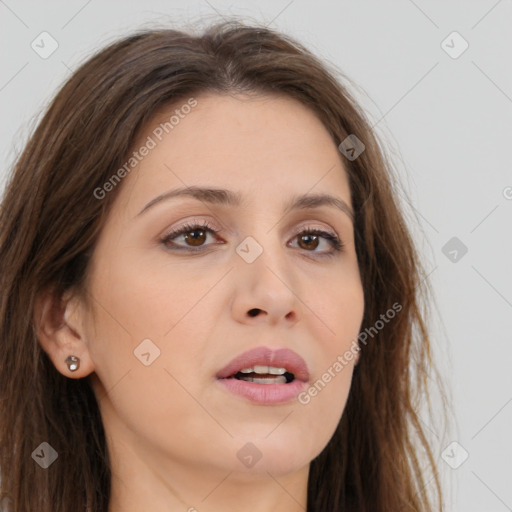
[231,365,295,384]
[216,347,309,404]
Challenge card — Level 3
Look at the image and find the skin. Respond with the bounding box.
[36,92,365,512]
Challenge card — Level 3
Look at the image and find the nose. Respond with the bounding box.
[230,240,301,326]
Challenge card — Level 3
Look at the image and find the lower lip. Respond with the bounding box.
[217,377,307,405]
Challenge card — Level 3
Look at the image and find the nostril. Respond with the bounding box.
[248,308,261,317]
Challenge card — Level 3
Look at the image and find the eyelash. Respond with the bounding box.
[160,220,344,257]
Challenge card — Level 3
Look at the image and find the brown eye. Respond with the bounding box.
[297,233,320,251]
[289,228,344,258]
[183,229,207,246]
[161,221,219,251]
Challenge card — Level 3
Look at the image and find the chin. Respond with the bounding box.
[225,433,322,479]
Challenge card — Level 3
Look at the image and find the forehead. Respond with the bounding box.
[116,92,352,215]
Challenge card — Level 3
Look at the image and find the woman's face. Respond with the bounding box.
[78,93,364,481]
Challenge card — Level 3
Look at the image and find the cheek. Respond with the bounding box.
[92,364,216,471]
[309,268,365,345]
[85,254,220,410]
[88,250,219,341]
[292,274,363,440]
[302,363,354,429]
[85,276,216,461]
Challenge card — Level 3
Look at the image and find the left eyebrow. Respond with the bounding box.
[137,186,354,223]
[284,192,354,223]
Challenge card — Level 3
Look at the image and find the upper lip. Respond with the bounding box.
[216,346,310,382]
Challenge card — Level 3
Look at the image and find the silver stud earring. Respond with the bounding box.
[65,355,80,372]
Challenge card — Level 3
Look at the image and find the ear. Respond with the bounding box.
[33,287,95,379]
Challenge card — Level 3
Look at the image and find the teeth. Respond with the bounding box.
[239,365,287,375]
[238,375,287,384]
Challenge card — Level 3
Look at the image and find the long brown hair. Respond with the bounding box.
[0,20,445,511]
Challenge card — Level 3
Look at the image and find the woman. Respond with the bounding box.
[0,20,445,511]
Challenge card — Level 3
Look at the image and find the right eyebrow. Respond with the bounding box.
[137,186,243,217]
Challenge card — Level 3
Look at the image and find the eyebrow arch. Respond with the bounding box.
[137,186,354,222]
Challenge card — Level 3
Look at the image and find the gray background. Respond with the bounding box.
[1,1,511,510]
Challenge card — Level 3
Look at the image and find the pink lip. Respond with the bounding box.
[216,346,310,405]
